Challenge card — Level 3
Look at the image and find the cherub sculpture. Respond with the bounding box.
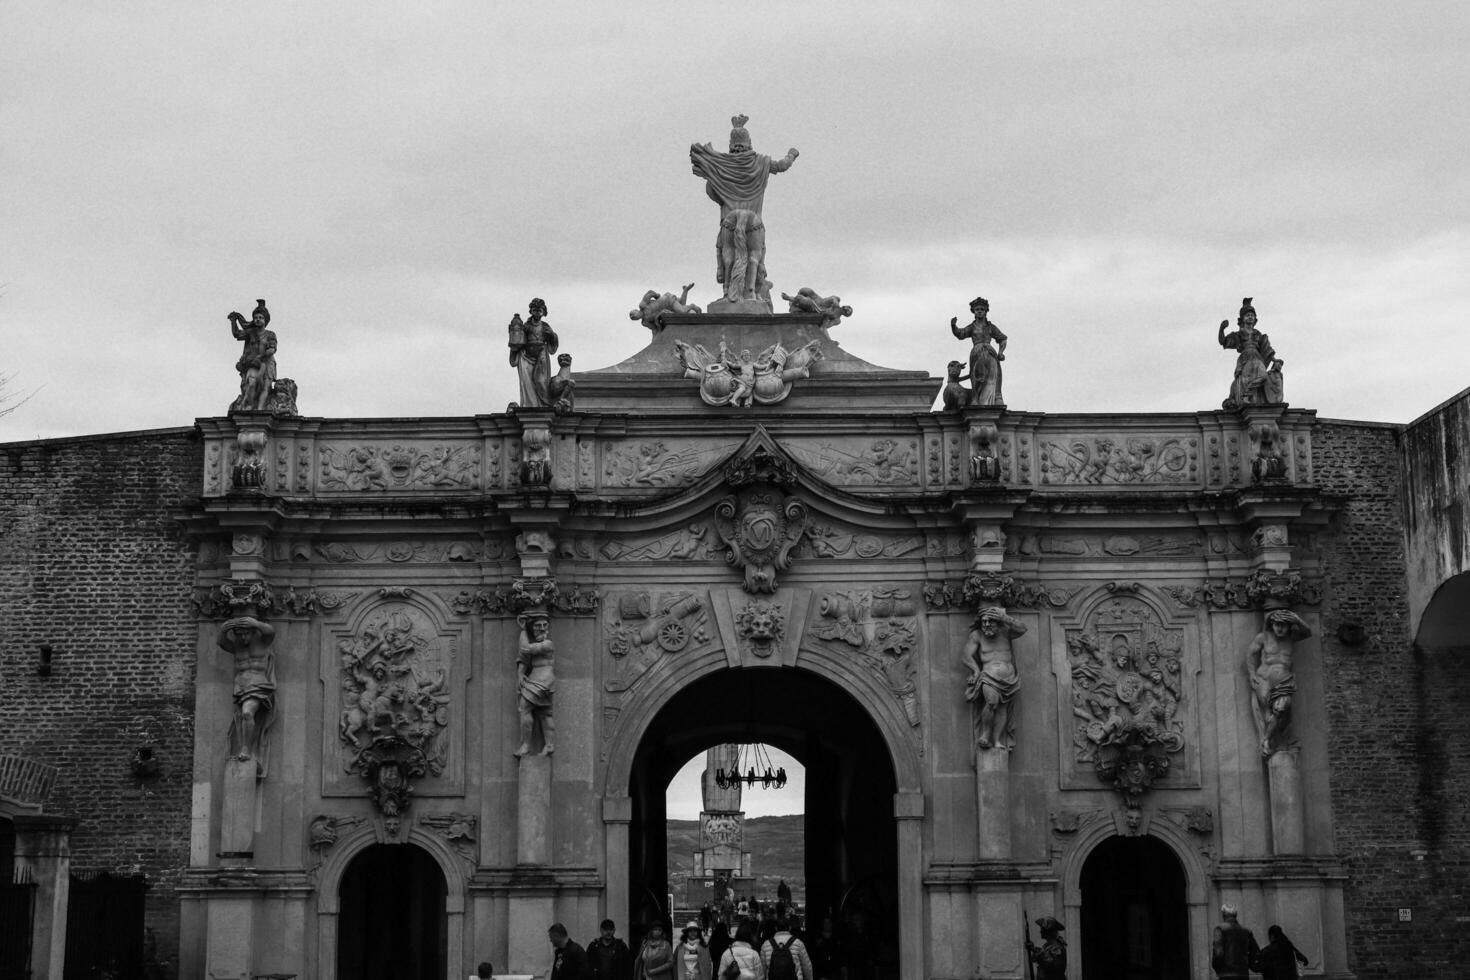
[673,338,822,408]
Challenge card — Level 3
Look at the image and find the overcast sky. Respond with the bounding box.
[3,4,1468,441]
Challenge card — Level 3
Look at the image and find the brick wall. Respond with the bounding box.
[0,428,200,978]
[1313,420,1470,979]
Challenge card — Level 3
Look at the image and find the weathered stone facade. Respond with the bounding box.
[2,320,1468,980]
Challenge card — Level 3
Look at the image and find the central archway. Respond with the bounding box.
[627,666,902,978]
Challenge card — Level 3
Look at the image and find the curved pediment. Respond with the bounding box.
[571,427,936,590]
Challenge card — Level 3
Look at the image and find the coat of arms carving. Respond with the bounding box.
[715,489,808,593]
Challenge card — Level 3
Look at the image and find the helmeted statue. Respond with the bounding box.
[228,299,277,412]
[1218,297,1280,409]
[690,115,799,312]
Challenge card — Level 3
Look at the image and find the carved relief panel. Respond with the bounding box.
[603,589,717,694]
[321,594,470,799]
[1053,587,1199,792]
[317,443,482,492]
[803,587,925,728]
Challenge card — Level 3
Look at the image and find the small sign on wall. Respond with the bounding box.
[1398,908,1413,922]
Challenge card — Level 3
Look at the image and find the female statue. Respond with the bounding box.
[950,296,1007,405]
[508,297,559,408]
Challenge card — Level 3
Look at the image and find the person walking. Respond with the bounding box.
[676,922,713,980]
[760,916,814,980]
[589,919,632,980]
[550,923,590,980]
[716,921,764,980]
[634,921,675,980]
[1255,924,1310,980]
[1211,904,1260,980]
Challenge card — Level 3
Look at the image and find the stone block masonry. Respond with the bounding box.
[0,428,201,978]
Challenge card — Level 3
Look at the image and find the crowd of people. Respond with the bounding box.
[493,907,851,980]
[465,901,1309,980]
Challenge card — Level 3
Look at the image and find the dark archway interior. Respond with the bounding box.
[1079,835,1189,980]
[337,843,447,980]
[628,666,898,973]
[1416,571,1470,649]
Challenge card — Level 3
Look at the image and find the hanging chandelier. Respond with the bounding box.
[714,743,787,790]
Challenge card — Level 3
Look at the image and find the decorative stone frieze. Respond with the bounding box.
[192,580,277,619]
[785,438,919,486]
[1164,568,1322,611]
[798,524,925,561]
[600,524,717,561]
[1038,434,1197,485]
[961,572,1075,610]
[279,587,359,616]
[603,441,737,488]
[318,443,481,492]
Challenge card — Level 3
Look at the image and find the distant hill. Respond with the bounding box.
[667,814,805,902]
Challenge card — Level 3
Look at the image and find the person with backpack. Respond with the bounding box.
[761,916,814,980]
[716,921,764,980]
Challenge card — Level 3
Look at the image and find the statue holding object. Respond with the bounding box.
[690,115,799,312]
[508,297,559,409]
[950,297,1007,406]
[228,299,278,413]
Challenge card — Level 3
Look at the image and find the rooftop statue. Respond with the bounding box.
[227,299,278,413]
[1218,297,1281,410]
[782,287,852,329]
[950,296,1007,406]
[690,114,799,313]
[630,283,703,331]
[507,297,560,409]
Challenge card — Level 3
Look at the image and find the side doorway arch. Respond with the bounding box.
[336,842,448,980]
[1078,834,1190,980]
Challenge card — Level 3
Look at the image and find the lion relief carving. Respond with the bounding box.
[735,600,786,659]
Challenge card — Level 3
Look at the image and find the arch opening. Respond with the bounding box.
[1416,571,1470,649]
[628,666,899,978]
[1079,835,1189,980]
[336,842,447,980]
